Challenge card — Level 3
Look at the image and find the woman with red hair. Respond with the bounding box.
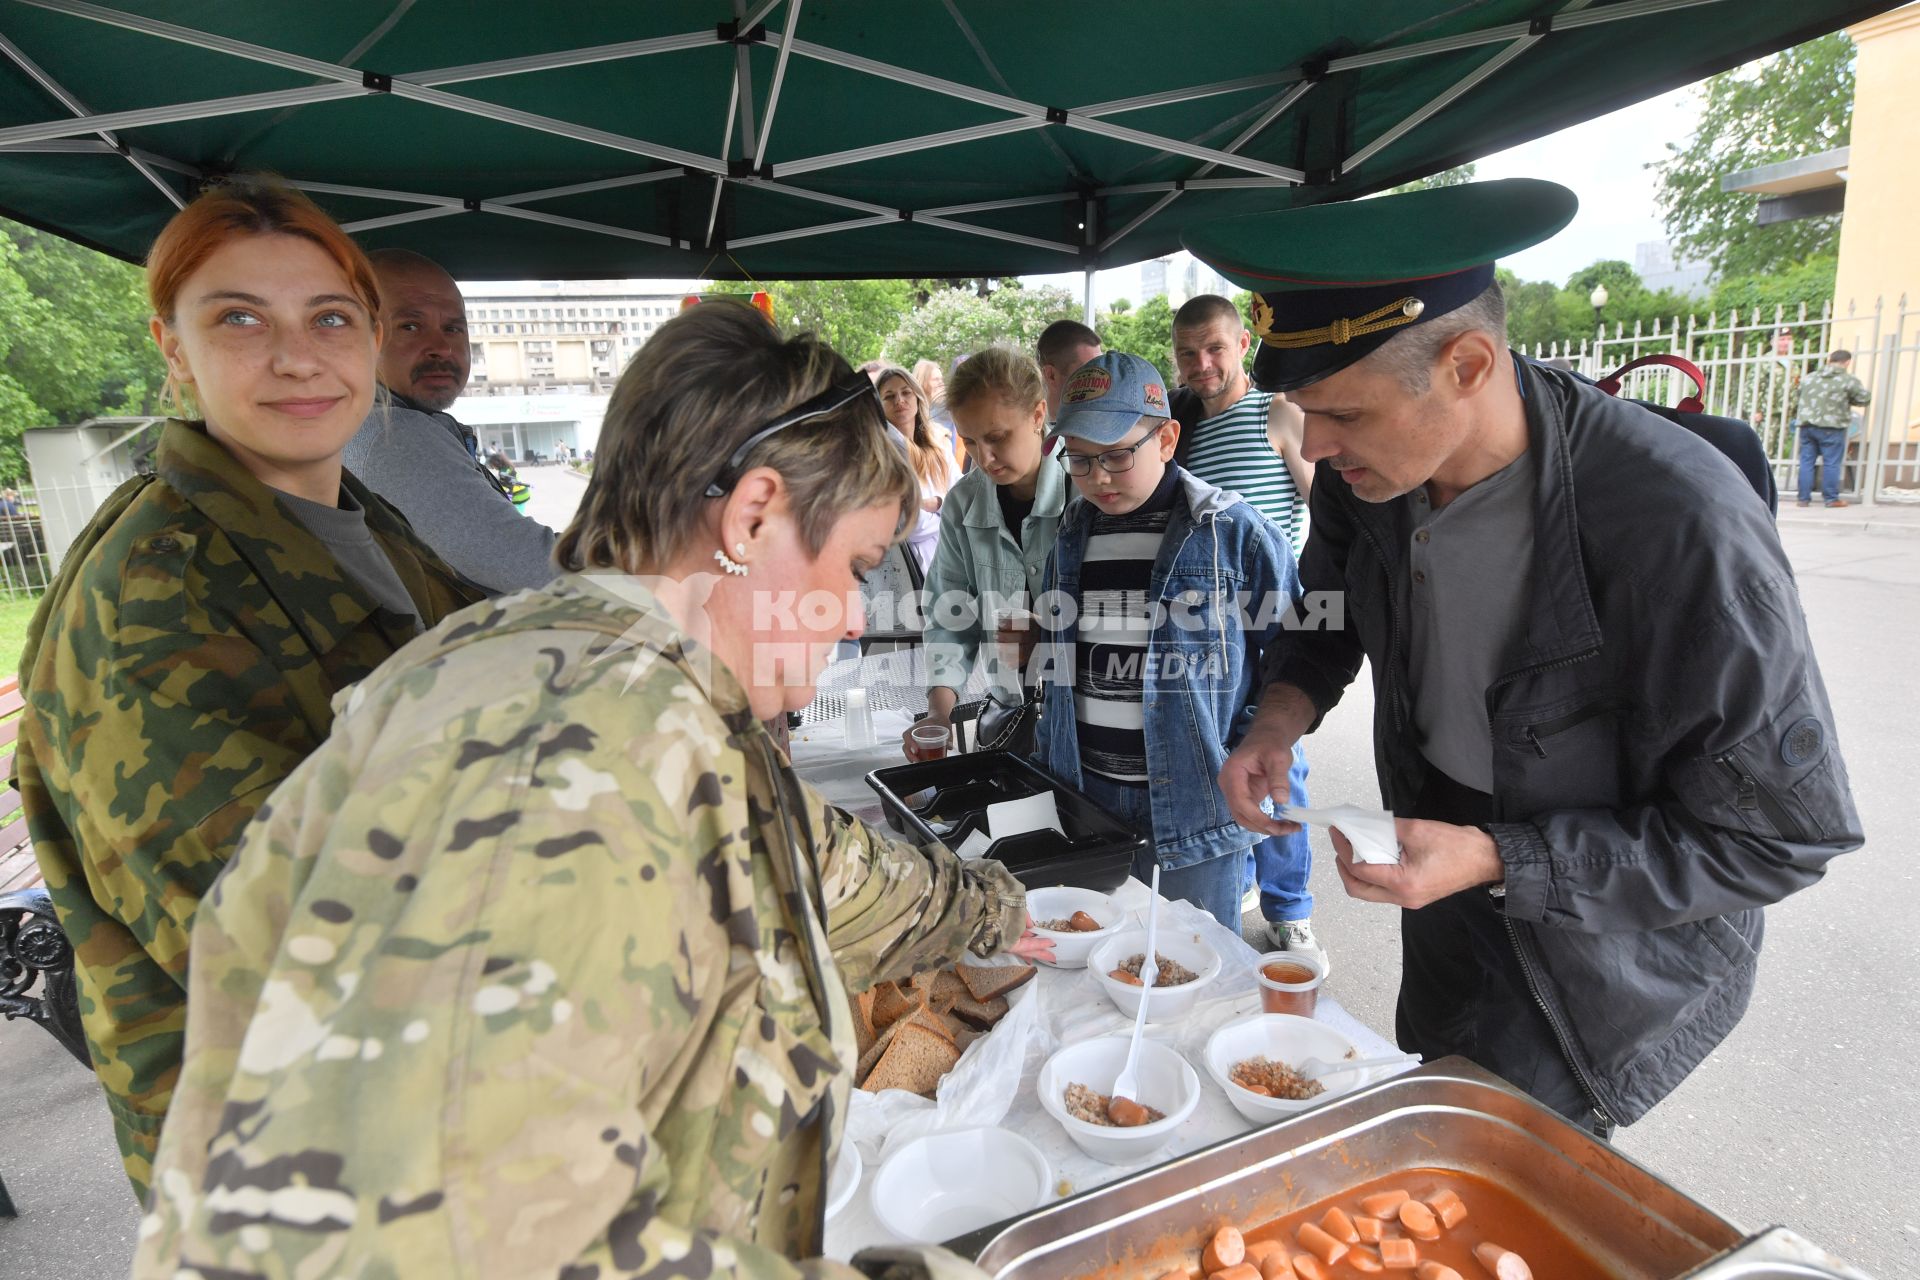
[13,178,481,1198]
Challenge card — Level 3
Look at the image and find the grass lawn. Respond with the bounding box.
[0,591,42,678]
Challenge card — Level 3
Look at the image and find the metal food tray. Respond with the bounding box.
[1676,1228,1876,1279]
[952,1059,1764,1280]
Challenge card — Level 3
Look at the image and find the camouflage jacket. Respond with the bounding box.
[1793,364,1871,429]
[135,575,1028,1279]
[12,419,482,1199]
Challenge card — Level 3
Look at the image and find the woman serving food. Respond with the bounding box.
[135,303,1050,1279]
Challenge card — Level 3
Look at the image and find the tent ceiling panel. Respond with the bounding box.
[0,0,1895,278]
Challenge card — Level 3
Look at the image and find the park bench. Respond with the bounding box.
[0,673,90,1218]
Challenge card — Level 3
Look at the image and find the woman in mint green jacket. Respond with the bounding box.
[914,345,1068,746]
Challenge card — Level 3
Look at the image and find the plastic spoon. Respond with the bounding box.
[1296,1051,1421,1082]
[1108,865,1162,1122]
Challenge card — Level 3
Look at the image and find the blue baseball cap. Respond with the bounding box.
[1051,352,1171,446]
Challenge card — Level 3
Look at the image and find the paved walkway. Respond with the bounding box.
[1778,495,1920,537]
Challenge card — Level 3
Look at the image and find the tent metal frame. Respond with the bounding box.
[0,0,1769,268]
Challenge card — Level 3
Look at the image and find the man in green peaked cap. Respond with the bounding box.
[1186,179,1861,1132]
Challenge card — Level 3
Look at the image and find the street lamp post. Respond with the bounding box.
[1590,283,1609,337]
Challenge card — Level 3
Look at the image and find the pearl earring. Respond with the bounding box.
[714,543,750,577]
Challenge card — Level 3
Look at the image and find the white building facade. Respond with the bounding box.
[461,280,689,396]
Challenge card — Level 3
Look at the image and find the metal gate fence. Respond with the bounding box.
[1520,296,1920,505]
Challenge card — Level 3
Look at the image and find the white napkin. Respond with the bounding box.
[987,792,1064,840]
[1280,802,1402,864]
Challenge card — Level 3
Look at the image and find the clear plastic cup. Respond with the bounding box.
[906,722,951,762]
[1255,950,1326,1017]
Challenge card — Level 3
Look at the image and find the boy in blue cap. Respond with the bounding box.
[1185,178,1861,1132]
[1030,351,1301,928]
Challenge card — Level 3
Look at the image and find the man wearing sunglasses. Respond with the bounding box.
[1030,353,1302,928]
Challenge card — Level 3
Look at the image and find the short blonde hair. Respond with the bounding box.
[557,304,917,572]
[947,344,1046,414]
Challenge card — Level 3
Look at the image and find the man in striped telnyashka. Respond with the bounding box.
[1170,295,1325,973]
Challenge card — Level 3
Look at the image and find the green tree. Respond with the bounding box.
[1391,162,1477,195]
[1097,294,1176,382]
[883,280,1077,369]
[1497,268,1573,351]
[706,278,916,363]
[1566,260,1641,300]
[1707,254,1839,323]
[1653,32,1854,279]
[0,219,164,485]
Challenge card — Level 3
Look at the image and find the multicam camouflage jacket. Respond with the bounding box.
[12,418,482,1199]
[1793,363,1871,430]
[135,574,1028,1280]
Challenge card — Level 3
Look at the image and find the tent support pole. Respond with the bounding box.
[0,30,183,206]
[1083,268,1096,328]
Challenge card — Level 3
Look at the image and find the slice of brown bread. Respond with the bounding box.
[871,980,915,1029]
[927,969,970,1010]
[860,1020,961,1098]
[957,961,1035,1003]
[854,989,878,1060]
[856,1018,901,1081]
[930,1007,970,1042]
[898,1002,956,1048]
[949,991,1010,1030]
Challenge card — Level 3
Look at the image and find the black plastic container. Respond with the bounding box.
[864,751,1148,893]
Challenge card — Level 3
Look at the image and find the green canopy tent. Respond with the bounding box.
[0,0,1893,289]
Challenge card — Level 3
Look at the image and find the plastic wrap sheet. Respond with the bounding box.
[826,879,1404,1258]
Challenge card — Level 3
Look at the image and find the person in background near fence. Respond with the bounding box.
[134,302,1050,1278]
[1167,294,1324,967]
[875,364,955,572]
[1194,179,1862,1135]
[1793,349,1870,509]
[341,248,560,593]
[0,488,19,516]
[9,179,483,1200]
[1032,353,1302,929]
[1036,319,1103,423]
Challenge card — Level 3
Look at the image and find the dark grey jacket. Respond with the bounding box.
[343,393,559,595]
[1269,359,1862,1125]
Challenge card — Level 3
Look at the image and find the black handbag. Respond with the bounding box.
[972,679,1043,755]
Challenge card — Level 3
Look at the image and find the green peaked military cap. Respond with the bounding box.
[1182,178,1578,391]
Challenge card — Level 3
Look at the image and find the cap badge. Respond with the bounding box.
[1064,367,1112,403]
[1253,294,1429,350]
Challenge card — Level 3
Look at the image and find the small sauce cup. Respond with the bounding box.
[1255,950,1326,1017]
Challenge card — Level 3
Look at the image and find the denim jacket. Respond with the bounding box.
[922,460,1069,694]
[1033,468,1300,867]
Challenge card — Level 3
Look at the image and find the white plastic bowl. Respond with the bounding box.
[825,1139,863,1221]
[1203,1013,1381,1123]
[1037,1035,1200,1164]
[1024,887,1124,969]
[1087,928,1221,1022]
[870,1127,1051,1244]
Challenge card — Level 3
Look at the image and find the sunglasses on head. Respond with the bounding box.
[704,377,881,498]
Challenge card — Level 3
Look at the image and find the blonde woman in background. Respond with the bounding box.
[914,357,965,470]
[875,364,955,571]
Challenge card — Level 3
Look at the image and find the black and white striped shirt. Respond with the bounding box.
[1184,389,1306,553]
[1074,467,1181,785]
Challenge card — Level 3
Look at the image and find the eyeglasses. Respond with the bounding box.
[705,377,881,498]
[1058,425,1166,477]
